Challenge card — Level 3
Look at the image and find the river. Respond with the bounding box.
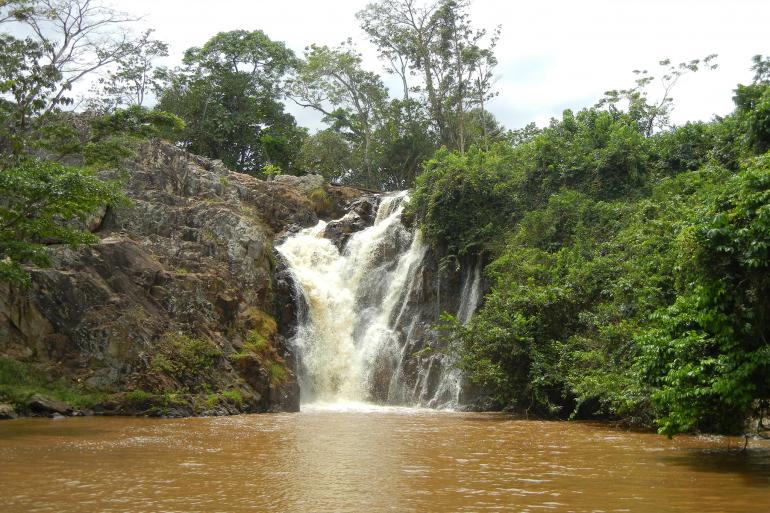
[1,405,769,513]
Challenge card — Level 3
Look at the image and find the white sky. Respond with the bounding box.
[109,0,770,130]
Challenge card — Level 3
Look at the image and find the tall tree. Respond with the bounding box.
[89,29,169,112]
[733,55,770,154]
[289,41,388,186]
[157,30,305,175]
[0,0,153,149]
[597,55,718,137]
[296,129,354,182]
[357,0,499,150]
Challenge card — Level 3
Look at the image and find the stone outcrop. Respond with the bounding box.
[0,140,366,418]
[322,196,379,250]
[0,403,16,419]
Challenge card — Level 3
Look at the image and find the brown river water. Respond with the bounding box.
[1,403,769,513]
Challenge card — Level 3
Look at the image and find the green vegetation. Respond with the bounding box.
[157,29,306,175]
[0,1,187,285]
[149,332,222,391]
[410,144,518,257]
[229,314,289,387]
[268,362,289,386]
[419,55,770,436]
[308,187,331,214]
[0,158,123,282]
[0,357,108,408]
[220,389,244,408]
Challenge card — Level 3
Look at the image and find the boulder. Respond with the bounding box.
[0,403,17,420]
[321,195,379,250]
[271,173,325,194]
[322,211,368,250]
[27,394,73,416]
[347,195,379,225]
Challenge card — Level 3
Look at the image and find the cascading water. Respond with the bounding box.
[414,257,483,408]
[276,192,482,408]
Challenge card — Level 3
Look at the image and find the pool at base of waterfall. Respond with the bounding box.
[1,410,769,513]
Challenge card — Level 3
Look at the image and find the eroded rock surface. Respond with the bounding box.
[0,140,365,417]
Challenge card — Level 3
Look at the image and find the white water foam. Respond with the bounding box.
[277,192,482,409]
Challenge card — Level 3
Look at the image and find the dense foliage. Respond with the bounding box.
[0,157,122,282]
[157,30,306,175]
[415,57,770,435]
[639,154,770,435]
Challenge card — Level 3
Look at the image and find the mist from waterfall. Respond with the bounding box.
[276,192,482,408]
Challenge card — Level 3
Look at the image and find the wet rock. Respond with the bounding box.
[347,195,379,225]
[270,376,300,413]
[27,394,73,416]
[322,211,368,250]
[0,140,368,418]
[91,400,120,415]
[320,194,379,250]
[0,403,17,420]
[165,408,186,418]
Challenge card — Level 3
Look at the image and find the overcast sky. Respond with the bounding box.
[117,0,768,131]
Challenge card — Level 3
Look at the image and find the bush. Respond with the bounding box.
[149,332,222,391]
[409,143,520,257]
[0,157,123,283]
[90,106,185,141]
[639,154,770,435]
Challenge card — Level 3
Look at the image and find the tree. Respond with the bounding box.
[374,98,436,189]
[0,0,154,148]
[358,0,500,150]
[296,129,353,182]
[157,30,305,175]
[461,107,505,150]
[89,30,169,112]
[733,55,770,154]
[0,32,59,151]
[639,154,770,436]
[289,41,388,186]
[431,0,500,153]
[0,157,122,283]
[408,143,519,256]
[597,55,718,136]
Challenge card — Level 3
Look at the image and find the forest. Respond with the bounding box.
[1,0,769,437]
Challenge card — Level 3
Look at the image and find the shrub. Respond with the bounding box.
[149,332,222,390]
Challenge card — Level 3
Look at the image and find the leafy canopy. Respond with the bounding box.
[0,157,123,283]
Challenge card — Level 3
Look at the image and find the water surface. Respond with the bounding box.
[1,407,769,512]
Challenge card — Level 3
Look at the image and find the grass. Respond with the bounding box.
[228,322,291,388]
[309,186,331,214]
[0,357,110,409]
[220,390,244,407]
[149,332,222,382]
[268,362,289,386]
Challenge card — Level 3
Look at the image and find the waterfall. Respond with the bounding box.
[276,192,482,408]
[417,257,484,409]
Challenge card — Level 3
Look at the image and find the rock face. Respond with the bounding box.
[0,140,365,417]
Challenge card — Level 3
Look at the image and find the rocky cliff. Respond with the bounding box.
[0,140,364,418]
